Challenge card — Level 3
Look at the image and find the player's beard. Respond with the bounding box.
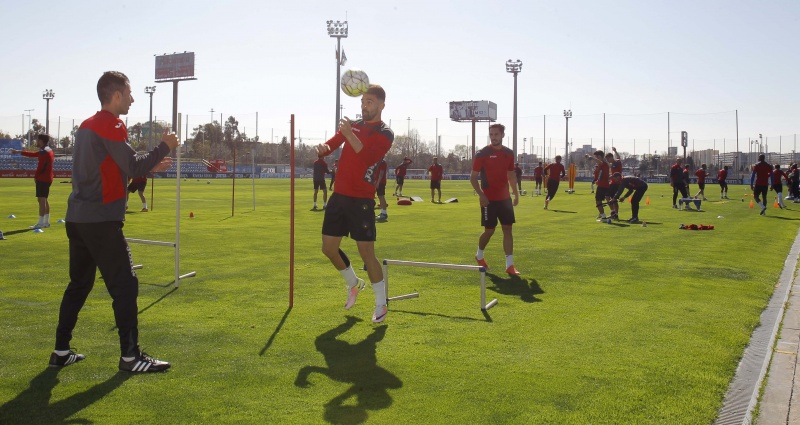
[361,109,375,121]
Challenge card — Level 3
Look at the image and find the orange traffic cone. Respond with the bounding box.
[749,200,754,209]
[646,197,650,205]
[189,212,194,218]
[774,199,780,208]
[628,197,632,203]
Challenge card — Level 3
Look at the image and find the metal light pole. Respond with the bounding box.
[505,59,522,157]
[327,19,348,132]
[145,86,156,150]
[42,89,54,135]
[563,109,572,166]
[24,109,34,145]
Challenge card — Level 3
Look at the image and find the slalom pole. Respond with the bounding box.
[150,174,155,211]
[290,114,295,307]
[232,144,236,217]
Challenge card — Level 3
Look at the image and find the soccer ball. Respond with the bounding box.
[341,69,370,97]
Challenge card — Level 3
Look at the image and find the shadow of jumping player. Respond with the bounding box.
[0,368,130,425]
[295,316,402,424]
[487,273,544,303]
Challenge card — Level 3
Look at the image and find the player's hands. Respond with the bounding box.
[161,129,179,150]
[478,193,489,207]
[612,147,617,152]
[338,117,354,137]
[315,144,330,156]
[512,193,519,207]
[151,157,173,173]
[750,185,755,191]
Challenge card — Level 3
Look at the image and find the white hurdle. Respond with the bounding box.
[382,259,498,311]
[126,237,197,286]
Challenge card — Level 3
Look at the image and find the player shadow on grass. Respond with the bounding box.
[486,273,544,303]
[295,316,402,425]
[548,209,577,213]
[1,228,35,236]
[0,368,130,425]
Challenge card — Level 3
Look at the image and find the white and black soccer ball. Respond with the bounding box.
[341,69,370,97]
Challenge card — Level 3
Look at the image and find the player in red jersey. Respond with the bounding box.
[514,162,523,193]
[670,157,691,209]
[543,156,565,210]
[428,157,444,203]
[393,157,412,196]
[591,164,599,193]
[717,165,729,199]
[694,163,709,200]
[316,85,394,323]
[375,159,389,221]
[606,149,622,219]
[533,161,544,196]
[750,154,773,215]
[470,123,520,276]
[12,134,54,229]
[126,173,149,212]
[588,151,615,220]
[771,164,788,209]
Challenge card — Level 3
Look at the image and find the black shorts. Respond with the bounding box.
[430,180,441,190]
[698,182,706,190]
[535,177,542,184]
[127,181,146,193]
[35,180,51,198]
[322,193,377,242]
[481,198,515,228]
[772,183,783,193]
[377,184,386,197]
[396,176,405,185]
[595,186,609,202]
[313,180,326,190]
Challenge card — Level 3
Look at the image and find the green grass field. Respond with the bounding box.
[0,177,796,424]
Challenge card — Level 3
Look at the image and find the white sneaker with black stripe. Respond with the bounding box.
[49,349,85,368]
[119,351,171,373]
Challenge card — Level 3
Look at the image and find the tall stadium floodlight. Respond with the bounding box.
[506,60,522,157]
[448,100,498,159]
[327,19,348,132]
[145,86,156,150]
[154,52,197,131]
[42,89,54,136]
[563,109,572,165]
[24,109,34,145]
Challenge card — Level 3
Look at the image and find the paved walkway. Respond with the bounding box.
[756,280,800,425]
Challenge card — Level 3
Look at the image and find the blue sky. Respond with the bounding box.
[1,0,798,157]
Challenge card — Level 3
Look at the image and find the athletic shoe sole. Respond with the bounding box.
[345,278,365,310]
[372,305,387,323]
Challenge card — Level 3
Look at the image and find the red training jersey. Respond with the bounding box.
[472,145,515,201]
[771,169,787,185]
[20,146,54,183]
[695,169,708,184]
[718,169,727,181]
[610,159,622,181]
[751,161,773,186]
[323,119,394,198]
[428,163,443,181]
[544,162,565,182]
[533,166,543,179]
[596,162,610,188]
[395,161,411,177]
[376,160,388,186]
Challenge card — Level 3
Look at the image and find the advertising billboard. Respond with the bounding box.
[449,101,497,122]
[155,52,196,81]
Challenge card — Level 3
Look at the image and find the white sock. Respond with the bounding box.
[339,266,358,288]
[372,280,387,306]
[505,255,513,268]
[54,349,70,356]
[142,203,147,209]
[44,214,49,224]
[121,356,135,362]
[476,248,485,260]
[381,208,387,215]
[37,215,44,225]
[758,202,764,209]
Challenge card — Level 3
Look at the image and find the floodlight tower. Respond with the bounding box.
[145,86,156,150]
[42,89,54,135]
[327,19,348,132]
[563,109,572,166]
[505,59,522,157]
[24,109,34,145]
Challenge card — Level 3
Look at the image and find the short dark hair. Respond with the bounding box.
[489,123,505,134]
[365,84,385,102]
[594,150,604,157]
[758,154,766,161]
[612,172,622,178]
[35,134,51,145]
[97,71,129,105]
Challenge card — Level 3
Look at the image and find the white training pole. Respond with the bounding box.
[175,135,181,286]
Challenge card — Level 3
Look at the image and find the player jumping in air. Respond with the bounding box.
[470,123,520,276]
[315,85,394,323]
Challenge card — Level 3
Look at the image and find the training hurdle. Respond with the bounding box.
[382,259,498,311]
[127,237,196,286]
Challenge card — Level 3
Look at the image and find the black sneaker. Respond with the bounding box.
[119,351,171,373]
[49,350,85,368]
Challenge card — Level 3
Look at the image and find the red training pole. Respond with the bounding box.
[290,114,295,307]
[232,144,236,217]
[150,174,154,211]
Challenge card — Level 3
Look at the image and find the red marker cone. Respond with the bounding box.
[749,200,754,209]
[774,199,779,208]
[645,197,650,205]
[189,212,194,218]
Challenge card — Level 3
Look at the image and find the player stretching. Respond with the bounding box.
[670,157,691,209]
[393,157,412,196]
[771,164,788,209]
[312,154,329,209]
[12,134,54,229]
[470,123,520,276]
[375,158,389,221]
[543,156,565,210]
[718,165,729,199]
[750,154,773,216]
[316,85,394,323]
[588,151,613,220]
[533,161,544,196]
[611,172,648,223]
[606,148,622,220]
[428,157,444,203]
[694,164,709,200]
